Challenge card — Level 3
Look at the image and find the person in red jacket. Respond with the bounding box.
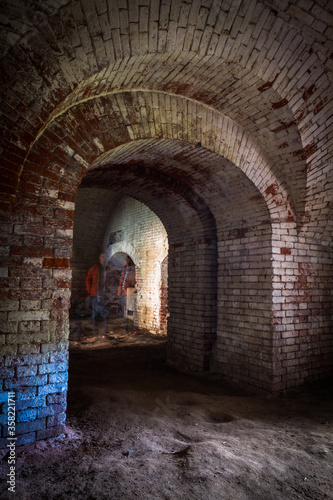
[86,253,107,337]
[118,256,136,332]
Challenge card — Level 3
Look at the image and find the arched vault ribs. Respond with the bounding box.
[81,163,218,373]
[2,0,330,243]
[19,91,299,229]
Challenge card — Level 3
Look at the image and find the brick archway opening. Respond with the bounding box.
[79,161,218,373]
[71,184,170,336]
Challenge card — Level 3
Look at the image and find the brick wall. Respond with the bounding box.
[0,250,70,448]
[271,236,333,391]
[102,195,168,333]
[216,223,273,389]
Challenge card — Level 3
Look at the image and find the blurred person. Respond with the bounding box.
[86,252,107,339]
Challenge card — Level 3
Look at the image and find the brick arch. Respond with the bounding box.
[20,90,296,225]
[1,0,331,243]
[86,137,272,233]
[30,60,333,245]
[80,160,219,372]
[108,243,138,267]
[13,38,329,238]
[82,147,274,389]
[29,83,303,223]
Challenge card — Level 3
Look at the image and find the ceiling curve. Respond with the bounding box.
[0,0,332,242]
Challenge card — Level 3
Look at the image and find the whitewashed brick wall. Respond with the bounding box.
[103,195,168,332]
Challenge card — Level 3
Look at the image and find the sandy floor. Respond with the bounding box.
[1,318,333,499]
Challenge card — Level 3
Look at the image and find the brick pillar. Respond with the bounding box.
[215,221,273,390]
[0,196,73,448]
[271,230,333,391]
[167,237,217,372]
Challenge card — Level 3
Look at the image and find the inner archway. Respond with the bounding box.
[82,139,273,386]
[70,188,169,335]
[79,158,219,373]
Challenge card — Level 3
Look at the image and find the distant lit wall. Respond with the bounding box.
[103,196,168,333]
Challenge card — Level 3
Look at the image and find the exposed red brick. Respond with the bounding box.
[271,121,296,133]
[0,169,20,187]
[58,192,76,203]
[280,248,291,255]
[26,151,50,168]
[258,74,279,92]
[21,171,43,186]
[44,218,73,229]
[54,209,74,220]
[265,184,278,196]
[12,204,53,217]
[24,161,60,182]
[11,246,53,257]
[272,98,289,109]
[0,184,17,195]
[287,211,296,222]
[295,107,305,122]
[8,289,44,300]
[23,236,44,247]
[231,227,249,239]
[302,84,316,101]
[313,100,325,114]
[16,192,39,204]
[18,181,42,195]
[43,257,70,268]
[0,201,12,212]
[293,141,318,160]
[21,278,42,288]
[52,297,71,308]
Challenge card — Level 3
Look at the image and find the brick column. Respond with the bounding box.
[271,229,333,391]
[167,237,217,372]
[0,182,74,447]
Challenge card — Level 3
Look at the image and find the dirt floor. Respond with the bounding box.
[1,317,333,500]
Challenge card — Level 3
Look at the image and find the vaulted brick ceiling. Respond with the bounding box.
[82,137,270,234]
[0,0,332,243]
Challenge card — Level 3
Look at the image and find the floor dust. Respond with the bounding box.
[1,318,332,499]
